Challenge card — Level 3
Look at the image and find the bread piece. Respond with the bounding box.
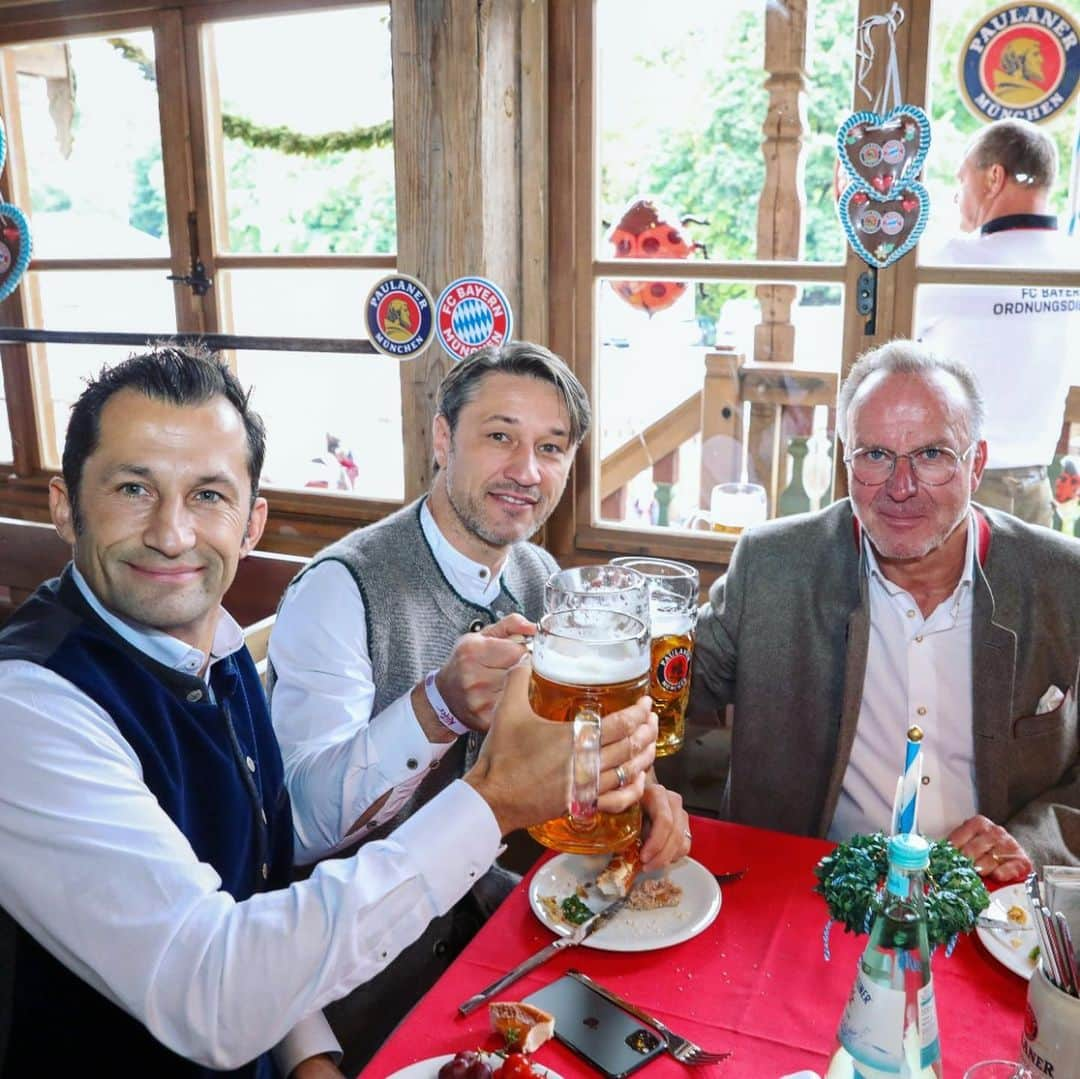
[489,1001,555,1052]
[596,840,643,898]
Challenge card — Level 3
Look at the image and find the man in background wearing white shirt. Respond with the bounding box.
[0,345,658,1078]
[269,341,690,1069]
[918,117,1080,526]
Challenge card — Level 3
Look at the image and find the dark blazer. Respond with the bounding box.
[691,499,1080,867]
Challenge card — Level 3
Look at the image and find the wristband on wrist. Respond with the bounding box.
[423,670,469,736]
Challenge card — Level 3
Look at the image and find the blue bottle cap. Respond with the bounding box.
[888,832,930,870]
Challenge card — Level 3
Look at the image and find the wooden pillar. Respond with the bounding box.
[699,347,744,506]
[391,1,544,501]
[754,0,808,365]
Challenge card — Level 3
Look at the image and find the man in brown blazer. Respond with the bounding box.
[691,339,1080,878]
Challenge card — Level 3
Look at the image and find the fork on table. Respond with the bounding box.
[567,969,732,1066]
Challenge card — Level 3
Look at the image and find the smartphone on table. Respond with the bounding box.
[524,973,665,1078]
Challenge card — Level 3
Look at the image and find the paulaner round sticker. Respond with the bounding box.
[435,276,514,361]
[959,3,1080,124]
[364,274,436,359]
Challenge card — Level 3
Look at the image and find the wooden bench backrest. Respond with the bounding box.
[0,516,306,628]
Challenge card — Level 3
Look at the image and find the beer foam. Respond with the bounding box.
[534,644,647,686]
[651,609,694,637]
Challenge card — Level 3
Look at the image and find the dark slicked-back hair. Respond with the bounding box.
[62,343,266,527]
[435,341,591,446]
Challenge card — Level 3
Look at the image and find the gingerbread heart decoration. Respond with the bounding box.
[837,105,930,200]
[0,119,32,302]
[0,204,32,302]
[838,181,928,269]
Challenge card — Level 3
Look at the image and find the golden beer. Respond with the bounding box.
[650,610,695,756]
[527,609,649,855]
[611,557,700,757]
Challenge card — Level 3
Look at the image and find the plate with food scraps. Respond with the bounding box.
[385,1051,561,1079]
[528,853,721,952]
[975,882,1039,981]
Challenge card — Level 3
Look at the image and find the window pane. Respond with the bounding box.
[32,269,178,467]
[0,397,12,463]
[923,0,1080,253]
[915,281,1080,526]
[227,270,403,500]
[596,0,856,266]
[208,6,395,255]
[9,32,169,258]
[596,279,842,533]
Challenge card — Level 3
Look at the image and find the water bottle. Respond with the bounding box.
[826,833,943,1079]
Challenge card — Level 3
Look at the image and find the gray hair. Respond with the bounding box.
[966,118,1057,189]
[436,340,591,445]
[836,339,985,445]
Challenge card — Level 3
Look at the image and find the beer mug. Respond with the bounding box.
[611,557,699,757]
[527,608,650,855]
[687,482,768,535]
[1021,961,1080,1079]
[544,564,650,623]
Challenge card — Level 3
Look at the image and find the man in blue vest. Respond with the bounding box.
[0,345,657,1077]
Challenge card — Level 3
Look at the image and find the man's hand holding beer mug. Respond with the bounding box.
[463,659,657,837]
[412,613,538,742]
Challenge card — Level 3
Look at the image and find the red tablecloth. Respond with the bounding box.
[360,819,1028,1078]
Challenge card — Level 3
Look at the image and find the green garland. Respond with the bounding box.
[814,832,990,948]
[107,38,393,157]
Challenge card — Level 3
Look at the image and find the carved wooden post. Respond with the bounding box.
[754,0,808,366]
[392,1,540,501]
[699,347,744,507]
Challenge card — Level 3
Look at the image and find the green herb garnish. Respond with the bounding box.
[560,895,594,925]
[1029,944,1041,963]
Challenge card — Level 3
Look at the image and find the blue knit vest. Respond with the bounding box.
[0,568,293,1078]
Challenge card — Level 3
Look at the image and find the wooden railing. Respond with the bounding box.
[599,347,838,525]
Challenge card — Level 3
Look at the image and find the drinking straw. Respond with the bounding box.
[898,725,923,834]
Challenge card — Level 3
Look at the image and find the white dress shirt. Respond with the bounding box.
[0,566,501,1071]
[829,515,979,841]
[270,499,510,862]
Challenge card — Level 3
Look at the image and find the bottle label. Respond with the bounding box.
[886,865,910,899]
[918,978,941,1067]
[838,969,905,1072]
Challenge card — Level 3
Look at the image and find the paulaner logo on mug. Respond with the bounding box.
[1021,962,1080,1078]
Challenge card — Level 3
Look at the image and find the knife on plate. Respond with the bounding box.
[458,895,632,1016]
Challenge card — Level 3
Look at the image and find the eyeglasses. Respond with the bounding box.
[845,444,975,486]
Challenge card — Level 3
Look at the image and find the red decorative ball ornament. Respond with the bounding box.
[607,197,699,317]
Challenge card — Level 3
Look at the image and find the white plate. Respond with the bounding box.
[976,882,1040,980]
[528,853,721,952]
[385,1053,562,1079]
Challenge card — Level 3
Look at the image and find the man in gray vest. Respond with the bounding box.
[269,341,690,1068]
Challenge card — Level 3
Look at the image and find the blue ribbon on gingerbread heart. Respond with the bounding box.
[836,104,930,198]
[0,203,32,302]
[838,180,929,269]
[0,116,33,302]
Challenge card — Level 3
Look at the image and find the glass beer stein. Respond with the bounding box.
[544,564,651,623]
[527,608,650,855]
[611,557,699,756]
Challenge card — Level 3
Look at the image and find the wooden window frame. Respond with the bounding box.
[0,0,401,555]
[545,0,1080,581]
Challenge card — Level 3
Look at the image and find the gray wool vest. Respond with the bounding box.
[269,498,558,845]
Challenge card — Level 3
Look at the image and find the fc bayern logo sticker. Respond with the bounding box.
[435,276,513,361]
[364,274,435,359]
[960,3,1080,124]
